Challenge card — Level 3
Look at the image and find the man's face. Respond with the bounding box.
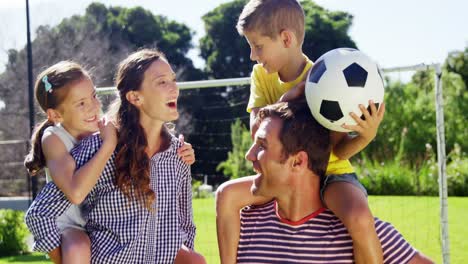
[245,116,293,197]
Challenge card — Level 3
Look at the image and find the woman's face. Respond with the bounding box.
[135,58,179,123]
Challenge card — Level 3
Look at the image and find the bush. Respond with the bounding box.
[192,179,213,199]
[0,210,29,256]
[447,143,468,196]
[216,119,253,179]
[357,158,416,195]
[355,142,467,196]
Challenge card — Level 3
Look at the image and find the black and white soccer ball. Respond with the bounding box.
[305,48,384,132]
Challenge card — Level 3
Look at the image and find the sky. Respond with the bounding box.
[0,0,466,78]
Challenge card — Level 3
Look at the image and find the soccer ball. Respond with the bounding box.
[305,48,384,132]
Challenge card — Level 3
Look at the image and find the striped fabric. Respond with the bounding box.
[237,201,416,264]
[25,133,195,263]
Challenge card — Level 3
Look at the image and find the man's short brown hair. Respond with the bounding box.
[257,99,331,177]
[237,0,305,44]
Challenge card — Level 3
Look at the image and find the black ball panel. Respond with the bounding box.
[343,63,368,87]
[308,60,327,84]
[320,100,343,122]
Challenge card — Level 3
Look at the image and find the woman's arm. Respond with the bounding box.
[178,164,196,250]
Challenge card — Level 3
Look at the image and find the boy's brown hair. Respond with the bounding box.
[237,0,305,45]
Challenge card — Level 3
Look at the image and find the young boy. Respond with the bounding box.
[216,0,386,263]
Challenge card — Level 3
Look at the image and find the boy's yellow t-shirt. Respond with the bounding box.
[246,55,355,175]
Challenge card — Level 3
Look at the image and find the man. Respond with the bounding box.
[218,100,433,263]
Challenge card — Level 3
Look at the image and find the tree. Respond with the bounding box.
[446,46,468,89]
[0,3,201,194]
[199,0,357,79]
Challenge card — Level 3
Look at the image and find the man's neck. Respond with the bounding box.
[275,176,323,222]
[278,50,307,82]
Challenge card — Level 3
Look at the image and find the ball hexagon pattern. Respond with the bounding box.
[305,48,384,132]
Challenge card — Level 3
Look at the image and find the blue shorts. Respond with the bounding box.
[319,172,367,206]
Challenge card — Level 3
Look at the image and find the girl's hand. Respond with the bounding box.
[98,116,117,148]
[341,100,386,143]
[178,134,195,165]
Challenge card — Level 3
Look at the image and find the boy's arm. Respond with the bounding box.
[44,119,116,204]
[333,101,385,159]
[249,107,261,139]
[278,81,306,103]
[216,176,272,264]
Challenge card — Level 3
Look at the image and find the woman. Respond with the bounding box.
[25,49,205,263]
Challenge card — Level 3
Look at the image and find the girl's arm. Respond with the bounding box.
[216,176,272,264]
[44,119,117,204]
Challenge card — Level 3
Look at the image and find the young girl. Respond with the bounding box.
[25,50,204,263]
[24,61,196,263]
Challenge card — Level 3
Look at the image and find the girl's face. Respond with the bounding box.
[134,59,179,123]
[55,78,101,139]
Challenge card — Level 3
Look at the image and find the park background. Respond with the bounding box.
[0,0,467,263]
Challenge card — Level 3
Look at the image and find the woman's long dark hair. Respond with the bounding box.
[111,49,167,209]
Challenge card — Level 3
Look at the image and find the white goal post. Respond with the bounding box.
[97,63,450,264]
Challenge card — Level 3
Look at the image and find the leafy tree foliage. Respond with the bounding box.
[0,3,202,192]
[301,1,357,61]
[0,3,202,140]
[199,0,252,79]
[445,46,468,89]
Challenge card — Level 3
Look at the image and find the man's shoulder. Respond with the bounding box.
[241,200,275,215]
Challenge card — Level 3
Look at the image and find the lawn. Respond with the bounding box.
[195,196,468,264]
[2,196,466,264]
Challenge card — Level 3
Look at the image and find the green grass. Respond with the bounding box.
[194,196,468,264]
[0,252,50,264]
[2,196,467,264]
[368,196,468,264]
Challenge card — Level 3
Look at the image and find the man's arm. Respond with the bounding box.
[216,176,271,264]
[408,252,434,264]
[375,218,434,264]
